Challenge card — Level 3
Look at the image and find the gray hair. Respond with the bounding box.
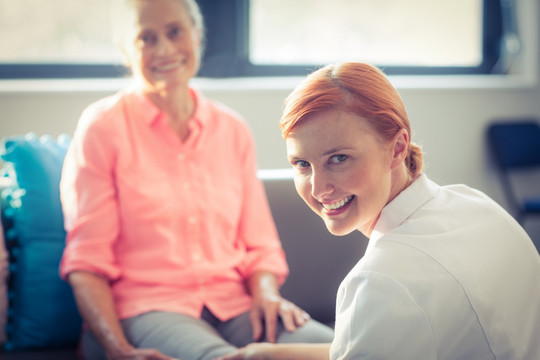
[182,0,204,33]
[111,0,205,45]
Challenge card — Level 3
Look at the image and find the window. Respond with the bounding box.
[251,1,483,67]
[0,0,511,79]
[0,0,126,78]
[200,0,507,76]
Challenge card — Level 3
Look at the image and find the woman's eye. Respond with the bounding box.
[137,33,156,47]
[329,154,348,164]
[293,160,310,168]
[169,27,182,39]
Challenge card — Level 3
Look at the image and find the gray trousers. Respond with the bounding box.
[81,307,334,360]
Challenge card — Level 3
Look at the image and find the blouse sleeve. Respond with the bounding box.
[233,123,289,285]
[59,102,122,281]
[331,271,437,360]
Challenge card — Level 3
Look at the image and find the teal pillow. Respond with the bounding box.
[0,133,81,351]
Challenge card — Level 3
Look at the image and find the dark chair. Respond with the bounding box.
[487,120,540,224]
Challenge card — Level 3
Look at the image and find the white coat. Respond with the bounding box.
[330,174,540,360]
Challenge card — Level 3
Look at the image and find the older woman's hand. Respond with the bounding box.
[250,291,310,343]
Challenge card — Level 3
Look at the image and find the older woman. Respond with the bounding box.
[59,1,333,359]
[217,63,540,360]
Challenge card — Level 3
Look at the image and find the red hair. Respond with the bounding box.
[280,62,423,177]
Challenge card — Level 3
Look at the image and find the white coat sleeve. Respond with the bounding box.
[330,271,437,360]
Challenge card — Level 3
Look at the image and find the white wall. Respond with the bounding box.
[1,0,539,241]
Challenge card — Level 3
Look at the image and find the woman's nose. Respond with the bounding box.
[156,37,175,55]
[310,169,333,200]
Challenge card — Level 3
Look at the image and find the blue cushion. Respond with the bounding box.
[0,133,81,351]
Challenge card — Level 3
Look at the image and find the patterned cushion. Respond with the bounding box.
[0,134,81,351]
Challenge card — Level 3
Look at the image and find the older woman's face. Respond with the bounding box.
[286,109,396,237]
[122,0,201,93]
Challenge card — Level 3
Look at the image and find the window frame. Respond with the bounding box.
[0,0,507,79]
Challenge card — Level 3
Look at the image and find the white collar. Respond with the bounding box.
[369,174,440,248]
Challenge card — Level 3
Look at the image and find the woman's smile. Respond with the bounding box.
[151,60,184,73]
[321,195,355,213]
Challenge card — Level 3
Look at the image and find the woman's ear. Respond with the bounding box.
[391,129,409,170]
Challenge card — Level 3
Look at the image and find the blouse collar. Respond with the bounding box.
[369,173,440,245]
[125,85,210,130]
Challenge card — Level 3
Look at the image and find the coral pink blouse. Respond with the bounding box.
[59,87,288,321]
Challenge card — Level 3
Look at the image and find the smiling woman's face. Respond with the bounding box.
[120,0,202,94]
[286,109,397,237]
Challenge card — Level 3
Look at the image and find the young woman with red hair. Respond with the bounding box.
[217,62,540,360]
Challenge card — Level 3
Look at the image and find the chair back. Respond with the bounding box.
[487,120,540,223]
[487,121,540,170]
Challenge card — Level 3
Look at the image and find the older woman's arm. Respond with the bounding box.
[68,271,175,360]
